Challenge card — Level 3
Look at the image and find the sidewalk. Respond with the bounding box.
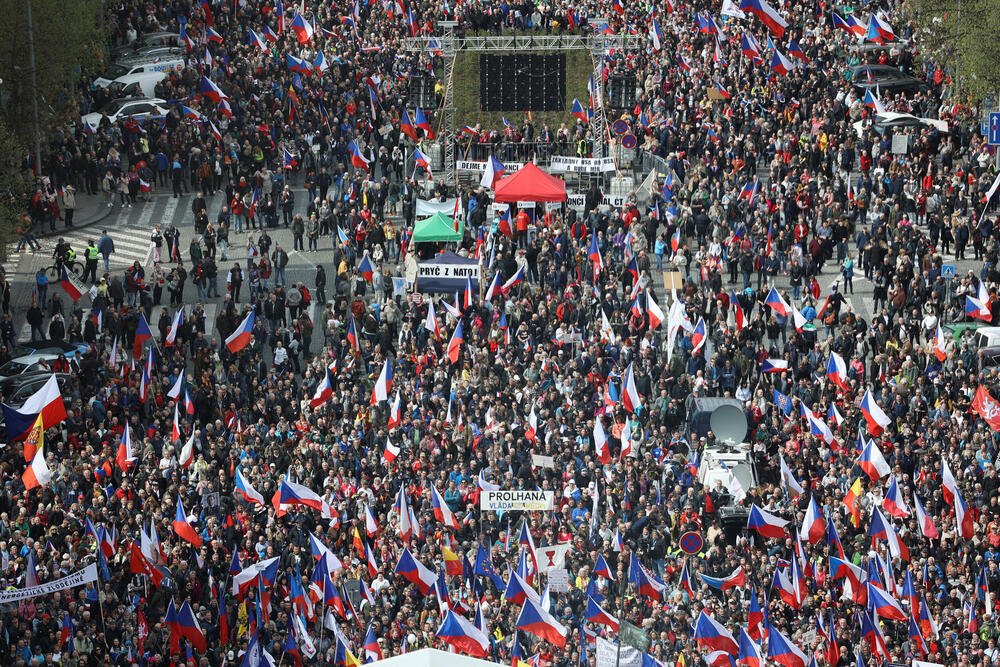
[32,191,114,241]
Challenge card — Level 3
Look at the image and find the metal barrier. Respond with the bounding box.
[454,140,594,166]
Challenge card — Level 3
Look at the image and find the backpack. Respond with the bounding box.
[299,286,311,305]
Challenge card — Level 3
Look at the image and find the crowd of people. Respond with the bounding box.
[10,0,1000,666]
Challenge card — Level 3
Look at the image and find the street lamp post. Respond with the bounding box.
[25,0,42,179]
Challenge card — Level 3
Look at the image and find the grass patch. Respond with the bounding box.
[453,47,592,133]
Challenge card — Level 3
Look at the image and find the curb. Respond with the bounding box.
[33,201,115,241]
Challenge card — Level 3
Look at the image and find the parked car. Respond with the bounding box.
[0,356,59,381]
[13,340,89,360]
[110,32,180,59]
[81,97,169,129]
[849,64,929,94]
[0,373,72,406]
[94,55,185,88]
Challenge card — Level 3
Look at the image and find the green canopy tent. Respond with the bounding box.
[411,212,464,243]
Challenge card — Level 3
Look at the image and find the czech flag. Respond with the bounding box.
[394,548,436,595]
[766,625,808,667]
[415,107,435,139]
[698,566,746,591]
[235,466,265,505]
[770,48,794,75]
[828,556,863,591]
[764,286,790,316]
[857,438,890,480]
[348,141,370,171]
[225,309,255,353]
[787,39,808,62]
[761,359,788,373]
[859,390,892,435]
[593,416,611,464]
[627,554,667,601]
[291,12,314,43]
[833,13,862,37]
[913,493,939,539]
[133,312,153,358]
[799,496,825,544]
[370,359,392,405]
[177,601,207,653]
[585,597,619,632]
[868,584,906,621]
[593,554,615,581]
[868,507,910,560]
[826,352,849,391]
[693,611,738,655]
[571,98,588,124]
[413,148,433,180]
[502,264,526,294]
[310,369,333,408]
[436,611,490,658]
[431,486,459,529]
[447,320,464,364]
[747,504,788,538]
[280,478,331,515]
[741,32,762,60]
[480,155,506,189]
[3,375,67,441]
[883,476,910,518]
[399,109,418,140]
[738,627,764,667]
[740,0,788,37]
[515,596,567,647]
[199,76,227,103]
[866,14,896,43]
[691,317,707,353]
[646,292,665,329]
[172,496,202,548]
[60,266,84,301]
[621,362,642,414]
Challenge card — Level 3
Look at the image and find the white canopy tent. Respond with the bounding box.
[372,648,500,667]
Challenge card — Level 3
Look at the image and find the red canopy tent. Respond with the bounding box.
[493,162,567,203]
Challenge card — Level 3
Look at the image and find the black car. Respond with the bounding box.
[849,64,929,95]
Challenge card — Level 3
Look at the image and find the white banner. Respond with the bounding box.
[531,454,555,469]
[536,544,570,572]
[416,198,458,218]
[456,160,524,173]
[548,156,617,174]
[596,638,642,667]
[566,194,627,210]
[479,489,554,511]
[547,568,570,592]
[0,563,98,603]
[416,263,480,282]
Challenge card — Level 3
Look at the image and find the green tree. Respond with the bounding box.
[0,0,107,256]
[905,0,1000,102]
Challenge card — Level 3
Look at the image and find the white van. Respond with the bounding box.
[94,56,185,88]
[108,70,169,98]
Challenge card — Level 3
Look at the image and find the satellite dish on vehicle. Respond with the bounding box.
[710,404,748,445]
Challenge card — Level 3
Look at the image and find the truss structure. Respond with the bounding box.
[402,27,647,184]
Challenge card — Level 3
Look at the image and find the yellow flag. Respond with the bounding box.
[24,414,43,462]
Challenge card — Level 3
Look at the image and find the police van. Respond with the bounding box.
[93,54,185,89]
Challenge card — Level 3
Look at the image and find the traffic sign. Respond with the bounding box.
[679,531,703,554]
[942,265,955,280]
[612,119,629,136]
[621,134,637,149]
[989,112,1000,145]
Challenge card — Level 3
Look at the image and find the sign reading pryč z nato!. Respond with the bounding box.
[415,251,480,293]
[480,489,555,511]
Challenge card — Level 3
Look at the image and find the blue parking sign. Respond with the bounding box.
[990,112,1000,145]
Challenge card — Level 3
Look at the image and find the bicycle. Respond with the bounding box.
[45,257,85,280]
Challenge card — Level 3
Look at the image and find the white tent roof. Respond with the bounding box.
[373,648,500,667]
